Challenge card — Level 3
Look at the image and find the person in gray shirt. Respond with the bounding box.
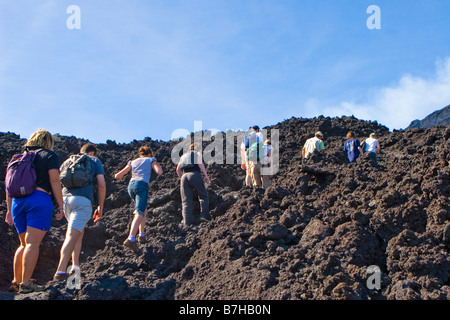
[54,143,106,280]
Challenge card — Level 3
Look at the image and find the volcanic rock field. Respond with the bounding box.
[1,115,449,300]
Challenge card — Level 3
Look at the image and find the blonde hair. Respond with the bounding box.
[25,129,54,150]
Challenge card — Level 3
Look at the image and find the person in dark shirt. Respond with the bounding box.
[5,129,64,293]
[343,131,363,163]
[176,143,211,227]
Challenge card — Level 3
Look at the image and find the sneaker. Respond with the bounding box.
[137,236,146,244]
[53,272,70,281]
[123,239,139,253]
[8,281,19,293]
[200,217,211,223]
[19,280,46,294]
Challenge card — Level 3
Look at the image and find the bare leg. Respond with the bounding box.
[22,227,46,283]
[13,233,26,284]
[129,211,144,238]
[56,227,82,273]
[71,229,84,268]
[138,209,147,234]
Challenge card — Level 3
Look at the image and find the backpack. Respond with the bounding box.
[244,132,259,150]
[5,149,38,198]
[246,142,262,162]
[179,152,196,170]
[60,154,94,189]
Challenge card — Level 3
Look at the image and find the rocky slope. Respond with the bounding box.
[0,115,449,300]
[407,104,450,130]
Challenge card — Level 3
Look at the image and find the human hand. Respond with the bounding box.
[93,207,102,223]
[5,210,14,226]
[55,208,64,221]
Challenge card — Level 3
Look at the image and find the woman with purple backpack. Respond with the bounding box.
[4,129,64,293]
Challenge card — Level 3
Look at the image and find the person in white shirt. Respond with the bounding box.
[363,133,381,164]
[302,131,325,159]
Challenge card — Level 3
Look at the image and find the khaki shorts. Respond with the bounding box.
[64,195,92,232]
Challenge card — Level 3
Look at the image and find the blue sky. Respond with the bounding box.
[1,0,450,143]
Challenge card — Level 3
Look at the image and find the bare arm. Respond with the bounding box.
[152,161,163,176]
[93,174,106,222]
[176,162,183,178]
[197,153,210,184]
[48,168,64,221]
[5,193,13,226]
[114,165,131,180]
[358,141,363,153]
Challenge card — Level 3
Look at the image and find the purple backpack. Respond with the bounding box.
[5,150,38,198]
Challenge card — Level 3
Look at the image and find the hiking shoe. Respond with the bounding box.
[123,239,139,253]
[137,236,146,244]
[8,281,19,293]
[53,272,70,281]
[178,222,191,231]
[200,217,211,223]
[19,281,46,294]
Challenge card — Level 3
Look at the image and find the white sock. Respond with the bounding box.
[69,265,80,273]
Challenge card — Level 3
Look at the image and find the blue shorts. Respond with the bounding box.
[12,190,53,234]
[127,179,149,216]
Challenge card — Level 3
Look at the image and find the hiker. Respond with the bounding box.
[240,142,251,186]
[176,143,211,227]
[114,146,163,253]
[250,139,272,188]
[240,125,264,186]
[259,139,275,187]
[302,131,325,159]
[54,143,106,280]
[4,129,64,293]
[362,133,381,164]
[343,131,363,163]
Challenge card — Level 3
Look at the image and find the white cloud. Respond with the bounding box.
[307,57,450,130]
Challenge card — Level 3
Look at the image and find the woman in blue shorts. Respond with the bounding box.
[114,146,163,253]
[5,129,64,293]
